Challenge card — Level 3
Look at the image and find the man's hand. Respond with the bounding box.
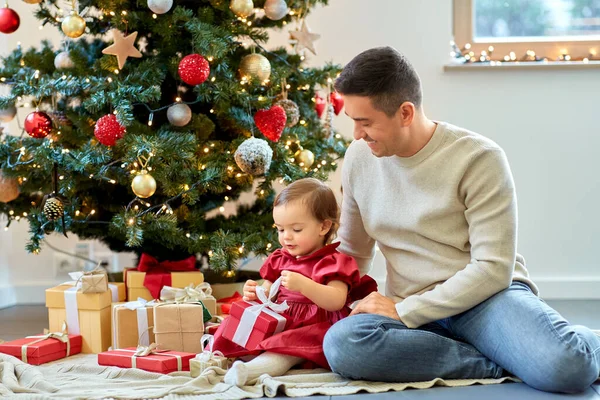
[281,270,310,293]
[350,291,401,321]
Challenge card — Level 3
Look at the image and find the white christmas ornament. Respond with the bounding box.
[264,0,288,20]
[0,105,17,123]
[234,137,273,176]
[54,51,75,70]
[147,0,173,14]
[167,103,192,127]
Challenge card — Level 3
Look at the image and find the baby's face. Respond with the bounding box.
[273,201,329,257]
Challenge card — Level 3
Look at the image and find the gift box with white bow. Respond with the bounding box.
[221,278,290,349]
[159,283,217,316]
[111,299,156,350]
[190,334,228,377]
[0,323,82,365]
[45,280,126,353]
[98,344,194,373]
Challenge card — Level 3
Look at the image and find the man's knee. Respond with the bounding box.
[524,350,598,393]
[324,314,384,376]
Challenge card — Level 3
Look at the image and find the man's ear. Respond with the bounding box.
[320,220,333,236]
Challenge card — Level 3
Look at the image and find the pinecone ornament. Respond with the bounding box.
[274,99,300,128]
[43,197,64,221]
[49,111,72,127]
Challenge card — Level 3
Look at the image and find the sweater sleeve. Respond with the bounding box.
[336,145,377,276]
[396,147,517,328]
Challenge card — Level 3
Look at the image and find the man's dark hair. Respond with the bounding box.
[334,46,422,117]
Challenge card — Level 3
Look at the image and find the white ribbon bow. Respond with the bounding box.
[231,277,289,347]
[195,334,225,362]
[160,282,213,303]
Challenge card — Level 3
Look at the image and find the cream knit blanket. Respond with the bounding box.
[0,353,517,399]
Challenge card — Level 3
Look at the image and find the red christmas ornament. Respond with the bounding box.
[254,105,287,142]
[94,114,126,146]
[315,93,326,118]
[0,7,20,34]
[24,111,52,138]
[178,54,210,86]
[330,91,344,115]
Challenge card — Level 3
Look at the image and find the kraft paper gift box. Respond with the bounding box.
[152,303,208,354]
[98,347,194,373]
[0,331,82,365]
[125,269,204,301]
[79,269,109,294]
[111,299,156,350]
[159,283,217,317]
[45,282,126,354]
[189,334,228,378]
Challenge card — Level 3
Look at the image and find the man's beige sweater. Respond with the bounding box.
[337,121,538,328]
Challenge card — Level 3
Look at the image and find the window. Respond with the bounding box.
[454,0,600,61]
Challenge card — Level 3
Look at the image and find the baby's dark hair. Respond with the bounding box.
[274,178,339,244]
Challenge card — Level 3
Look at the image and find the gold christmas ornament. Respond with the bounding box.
[132,170,157,198]
[23,0,43,3]
[295,148,315,168]
[43,197,64,221]
[0,170,19,203]
[264,0,288,20]
[61,11,86,38]
[230,0,254,18]
[239,53,271,81]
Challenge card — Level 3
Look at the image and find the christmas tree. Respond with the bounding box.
[0,0,347,274]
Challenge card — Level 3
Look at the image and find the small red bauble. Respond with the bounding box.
[315,93,326,118]
[0,8,20,34]
[94,114,126,146]
[254,105,287,142]
[330,91,344,115]
[24,111,52,138]
[178,54,210,86]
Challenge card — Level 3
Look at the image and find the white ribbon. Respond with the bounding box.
[231,277,289,347]
[64,286,80,335]
[195,334,225,363]
[160,282,214,303]
[112,298,155,349]
[108,284,118,302]
[119,346,183,371]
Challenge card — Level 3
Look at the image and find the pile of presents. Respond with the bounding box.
[0,255,280,377]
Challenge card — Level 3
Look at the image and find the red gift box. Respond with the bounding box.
[222,300,290,349]
[0,333,82,365]
[97,347,195,373]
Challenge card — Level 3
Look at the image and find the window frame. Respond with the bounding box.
[453,0,600,61]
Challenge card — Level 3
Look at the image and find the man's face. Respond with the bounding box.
[343,95,403,158]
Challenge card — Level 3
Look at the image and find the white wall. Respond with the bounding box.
[1,0,599,307]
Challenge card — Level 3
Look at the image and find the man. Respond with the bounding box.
[325,46,599,393]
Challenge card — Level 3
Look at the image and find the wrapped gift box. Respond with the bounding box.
[190,333,228,377]
[153,303,206,353]
[111,301,155,350]
[222,300,290,350]
[45,283,126,353]
[159,284,217,317]
[0,334,82,365]
[125,269,204,301]
[98,347,194,373]
[216,291,242,315]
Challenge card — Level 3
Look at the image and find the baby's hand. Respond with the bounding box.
[281,270,309,293]
[243,279,258,301]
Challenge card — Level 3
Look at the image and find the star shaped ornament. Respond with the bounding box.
[102,30,143,69]
[290,20,321,55]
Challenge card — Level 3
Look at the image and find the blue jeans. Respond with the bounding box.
[324,282,600,393]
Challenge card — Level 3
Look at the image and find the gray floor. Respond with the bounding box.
[1,301,599,399]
